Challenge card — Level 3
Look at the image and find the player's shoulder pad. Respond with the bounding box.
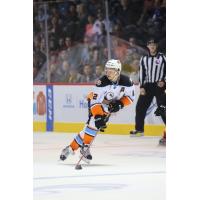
[118,74,133,87]
[95,75,112,87]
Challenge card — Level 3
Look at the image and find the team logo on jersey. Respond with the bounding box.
[105,92,114,100]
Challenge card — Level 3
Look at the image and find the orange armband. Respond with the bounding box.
[90,104,104,116]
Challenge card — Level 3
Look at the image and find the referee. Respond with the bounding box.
[130,38,166,136]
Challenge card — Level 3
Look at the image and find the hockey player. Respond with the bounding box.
[154,91,166,145]
[60,59,135,162]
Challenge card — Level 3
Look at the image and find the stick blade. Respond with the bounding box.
[75,164,82,170]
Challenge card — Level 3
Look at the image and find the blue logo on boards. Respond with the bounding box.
[79,100,88,108]
[46,85,54,131]
[65,94,72,104]
[63,94,75,108]
[79,94,88,108]
[62,94,89,109]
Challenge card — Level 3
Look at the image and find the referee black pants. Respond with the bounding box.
[135,83,166,132]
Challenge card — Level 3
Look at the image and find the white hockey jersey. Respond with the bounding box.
[88,74,135,115]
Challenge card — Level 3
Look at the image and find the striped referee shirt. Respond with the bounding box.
[139,52,166,87]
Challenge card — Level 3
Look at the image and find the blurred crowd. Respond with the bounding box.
[33,0,166,83]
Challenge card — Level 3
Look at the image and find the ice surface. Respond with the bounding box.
[34,133,166,200]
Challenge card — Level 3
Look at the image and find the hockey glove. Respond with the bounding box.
[154,105,166,117]
[108,100,124,113]
[94,115,107,131]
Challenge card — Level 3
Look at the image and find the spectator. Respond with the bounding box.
[57,37,65,51]
[35,8,46,23]
[86,0,104,17]
[50,63,58,82]
[77,3,88,21]
[58,42,79,68]
[80,36,91,66]
[33,52,39,79]
[49,53,59,82]
[75,3,88,41]
[63,36,73,50]
[62,4,79,39]
[33,47,46,78]
[94,64,104,80]
[49,39,57,52]
[137,0,155,26]
[40,38,46,54]
[53,60,70,82]
[49,16,62,38]
[58,50,68,63]
[37,22,45,35]
[93,12,113,35]
[129,59,140,85]
[117,0,143,27]
[33,0,165,82]
[50,7,60,20]
[66,68,83,83]
[63,4,78,24]
[33,36,41,51]
[137,0,166,44]
[112,23,124,39]
[88,45,100,66]
[80,64,96,83]
[85,15,96,40]
[128,37,147,55]
[93,12,103,35]
[112,37,128,62]
[95,22,107,48]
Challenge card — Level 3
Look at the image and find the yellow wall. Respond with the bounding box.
[33,122,165,136]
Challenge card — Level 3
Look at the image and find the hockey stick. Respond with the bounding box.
[75,113,110,170]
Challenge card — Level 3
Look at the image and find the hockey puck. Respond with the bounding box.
[75,164,82,170]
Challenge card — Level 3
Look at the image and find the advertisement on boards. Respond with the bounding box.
[53,85,93,122]
[33,86,46,122]
[33,84,163,126]
[53,85,163,125]
[46,85,54,131]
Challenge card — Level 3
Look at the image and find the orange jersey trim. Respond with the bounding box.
[90,104,104,116]
[120,96,133,106]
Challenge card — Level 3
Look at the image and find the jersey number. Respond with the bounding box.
[87,92,98,100]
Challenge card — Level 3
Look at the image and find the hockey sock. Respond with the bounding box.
[83,126,98,145]
[70,134,83,151]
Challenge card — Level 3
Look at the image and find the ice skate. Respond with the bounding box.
[130,130,144,137]
[60,146,74,161]
[80,144,92,164]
